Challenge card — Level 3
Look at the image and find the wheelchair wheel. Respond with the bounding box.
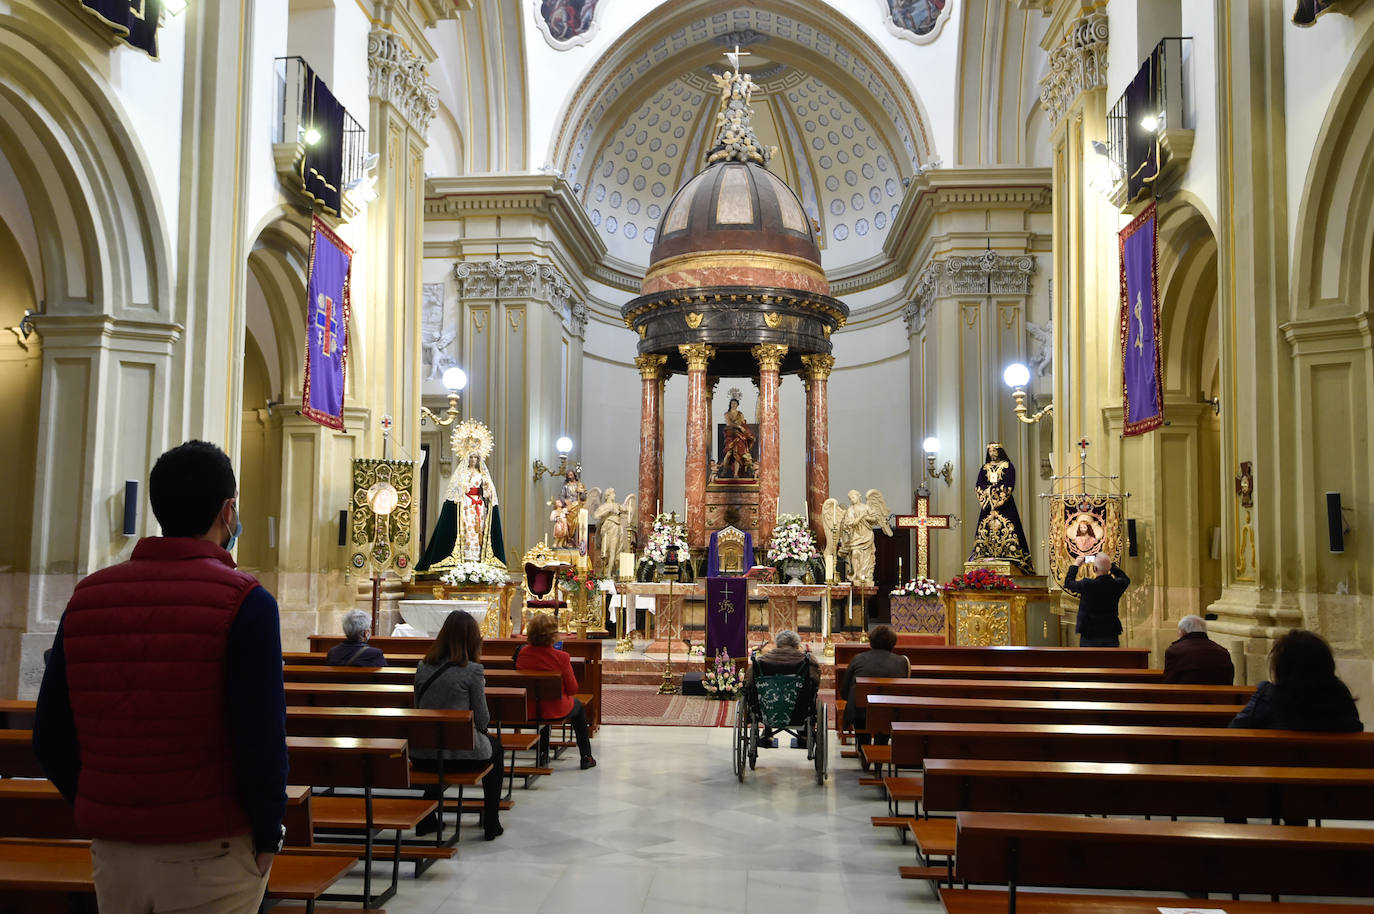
[814,702,829,784]
[732,699,747,780]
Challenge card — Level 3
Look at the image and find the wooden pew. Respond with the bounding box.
[953,811,1374,910]
[852,676,1253,707]
[285,669,564,710]
[866,695,1242,734]
[923,757,1374,823]
[891,722,1374,770]
[283,657,588,687]
[0,700,35,730]
[834,643,1151,674]
[0,730,43,778]
[941,890,1374,914]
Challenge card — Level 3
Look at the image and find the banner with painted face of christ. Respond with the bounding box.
[302,214,352,430]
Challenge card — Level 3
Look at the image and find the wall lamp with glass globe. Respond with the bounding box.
[532,435,580,484]
[921,436,954,487]
[1004,362,1053,424]
[420,367,468,427]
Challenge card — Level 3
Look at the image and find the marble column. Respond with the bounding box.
[705,375,719,469]
[801,354,835,550]
[753,344,788,545]
[679,344,716,548]
[635,355,668,548]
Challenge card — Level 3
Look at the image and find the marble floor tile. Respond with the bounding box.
[366,723,943,914]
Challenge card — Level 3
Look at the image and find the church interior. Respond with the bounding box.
[3,0,1374,909]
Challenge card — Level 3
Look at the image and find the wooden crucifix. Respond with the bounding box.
[894,486,953,580]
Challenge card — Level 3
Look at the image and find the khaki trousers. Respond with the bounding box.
[91,834,269,914]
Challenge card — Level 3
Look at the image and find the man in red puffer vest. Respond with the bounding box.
[33,440,287,913]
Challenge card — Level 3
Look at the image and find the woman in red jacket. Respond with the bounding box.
[516,613,597,769]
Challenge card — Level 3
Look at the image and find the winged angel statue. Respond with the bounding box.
[820,489,892,587]
[594,489,636,578]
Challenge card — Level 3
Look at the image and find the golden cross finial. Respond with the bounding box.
[724,44,751,71]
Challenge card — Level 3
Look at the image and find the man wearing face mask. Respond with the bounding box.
[33,440,288,913]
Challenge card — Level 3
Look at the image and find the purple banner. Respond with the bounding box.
[1120,203,1163,436]
[706,576,748,660]
[302,215,352,430]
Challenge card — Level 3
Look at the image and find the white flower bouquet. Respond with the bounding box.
[766,513,819,564]
[440,562,509,587]
[891,576,940,598]
[644,513,689,564]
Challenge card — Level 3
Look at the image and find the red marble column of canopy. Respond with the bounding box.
[753,344,788,546]
[679,344,715,548]
[635,354,668,548]
[801,353,835,551]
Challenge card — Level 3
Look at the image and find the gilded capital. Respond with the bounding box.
[635,354,669,380]
[800,353,836,381]
[678,343,717,372]
[752,343,788,373]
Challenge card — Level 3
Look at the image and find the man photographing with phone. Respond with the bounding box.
[1063,552,1131,648]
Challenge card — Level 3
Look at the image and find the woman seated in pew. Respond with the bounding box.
[1230,629,1362,732]
[842,624,910,769]
[1228,629,1361,827]
[325,609,388,666]
[515,613,597,770]
[413,611,504,840]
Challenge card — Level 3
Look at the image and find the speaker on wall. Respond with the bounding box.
[1126,519,1138,557]
[1327,492,1345,553]
[338,509,349,547]
[122,480,138,536]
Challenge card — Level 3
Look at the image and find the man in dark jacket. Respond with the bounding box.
[1063,552,1130,647]
[33,441,287,913]
[1163,615,1235,684]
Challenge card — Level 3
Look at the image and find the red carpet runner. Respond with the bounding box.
[599,684,735,727]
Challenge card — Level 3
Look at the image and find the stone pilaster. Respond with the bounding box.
[753,344,788,545]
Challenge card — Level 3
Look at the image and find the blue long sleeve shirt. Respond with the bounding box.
[33,585,289,854]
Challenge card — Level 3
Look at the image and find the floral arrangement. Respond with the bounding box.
[766,513,819,564]
[702,648,746,699]
[643,513,689,564]
[558,567,600,595]
[942,568,1018,591]
[891,576,940,598]
[440,562,509,587]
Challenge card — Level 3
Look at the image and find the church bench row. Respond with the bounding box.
[283,657,587,684]
[832,665,1165,713]
[922,757,1374,823]
[849,676,1254,708]
[832,643,1151,674]
[304,635,604,728]
[864,694,1243,734]
[940,889,1374,914]
[889,721,1374,770]
[952,811,1374,911]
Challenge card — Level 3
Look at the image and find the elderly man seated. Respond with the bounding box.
[747,630,820,748]
[1163,615,1234,685]
[325,609,387,666]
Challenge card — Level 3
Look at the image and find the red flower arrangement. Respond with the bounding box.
[942,568,1017,591]
[558,567,600,594]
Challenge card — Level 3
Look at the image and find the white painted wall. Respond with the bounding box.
[0,150,42,304]
[1175,5,1218,226]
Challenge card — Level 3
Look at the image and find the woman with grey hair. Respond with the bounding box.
[325,610,387,666]
[747,630,821,746]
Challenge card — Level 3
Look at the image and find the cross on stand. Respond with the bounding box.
[894,486,954,580]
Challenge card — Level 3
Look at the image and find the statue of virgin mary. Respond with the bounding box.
[418,419,507,572]
[966,442,1034,574]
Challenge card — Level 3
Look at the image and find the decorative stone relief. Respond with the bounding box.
[1038,12,1108,129]
[453,259,581,322]
[905,253,1037,335]
[1026,318,1053,378]
[367,29,439,136]
[903,265,938,335]
[421,283,455,381]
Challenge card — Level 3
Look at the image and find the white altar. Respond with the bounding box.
[398,599,488,635]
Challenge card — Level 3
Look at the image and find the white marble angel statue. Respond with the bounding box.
[594,488,636,578]
[821,489,892,587]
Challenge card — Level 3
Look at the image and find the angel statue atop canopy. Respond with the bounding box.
[417,419,506,572]
[967,442,1034,573]
[821,489,892,587]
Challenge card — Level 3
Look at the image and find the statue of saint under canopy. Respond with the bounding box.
[718,388,757,480]
[418,419,507,572]
[966,442,1034,574]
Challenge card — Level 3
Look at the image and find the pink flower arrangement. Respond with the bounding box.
[942,569,1017,591]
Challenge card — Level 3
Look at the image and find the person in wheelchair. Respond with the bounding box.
[746,630,820,747]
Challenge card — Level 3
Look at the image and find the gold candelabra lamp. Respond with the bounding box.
[921,436,954,486]
[419,367,467,427]
[532,436,581,483]
[1003,363,1053,424]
